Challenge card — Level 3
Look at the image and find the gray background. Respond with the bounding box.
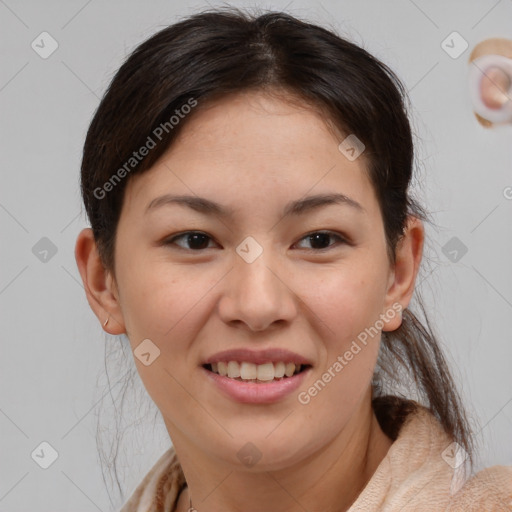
[1,0,511,511]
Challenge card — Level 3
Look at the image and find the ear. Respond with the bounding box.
[74,227,126,334]
[381,216,424,332]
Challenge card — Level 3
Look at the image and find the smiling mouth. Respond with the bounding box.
[202,361,312,383]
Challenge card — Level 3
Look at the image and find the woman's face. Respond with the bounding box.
[108,90,405,469]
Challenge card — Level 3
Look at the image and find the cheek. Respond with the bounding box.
[300,262,387,341]
[117,255,193,337]
[115,260,208,411]
[116,258,221,385]
[296,271,384,418]
[295,260,386,398]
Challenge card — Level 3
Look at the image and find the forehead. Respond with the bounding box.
[168,89,342,159]
[122,90,380,220]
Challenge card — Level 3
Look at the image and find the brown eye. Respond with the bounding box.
[163,230,348,252]
[295,231,347,251]
[165,231,216,251]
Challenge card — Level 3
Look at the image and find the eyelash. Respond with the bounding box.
[163,230,349,252]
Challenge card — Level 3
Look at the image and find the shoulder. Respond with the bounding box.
[383,398,512,511]
[447,464,512,511]
[350,397,512,511]
[118,446,186,512]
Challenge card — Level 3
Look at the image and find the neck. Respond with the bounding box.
[174,390,392,512]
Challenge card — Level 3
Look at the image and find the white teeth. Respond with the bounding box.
[217,361,228,377]
[285,362,296,377]
[209,361,305,381]
[257,362,275,381]
[240,362,257,380]
[227,361,240,378]
[274,361,285,378]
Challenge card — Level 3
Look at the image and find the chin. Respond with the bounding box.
[209,425,320,472]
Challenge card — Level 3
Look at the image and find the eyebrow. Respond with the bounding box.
[145,192,366,218]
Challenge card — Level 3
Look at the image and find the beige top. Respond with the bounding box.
[119,401,512,511]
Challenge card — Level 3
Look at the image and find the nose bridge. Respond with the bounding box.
[219,234,296,330]
[234,234,282,300]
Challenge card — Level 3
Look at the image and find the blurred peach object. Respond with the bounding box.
[468,38,512,127]
[480,66,510,109]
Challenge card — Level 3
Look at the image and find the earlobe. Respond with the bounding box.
[74,227,126,334]
[381,216,424,332]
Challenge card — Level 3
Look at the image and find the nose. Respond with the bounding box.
[217,245,298,332]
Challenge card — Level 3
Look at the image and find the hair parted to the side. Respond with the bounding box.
[79,6,474,504]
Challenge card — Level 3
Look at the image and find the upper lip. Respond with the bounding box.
[202,348,313,366]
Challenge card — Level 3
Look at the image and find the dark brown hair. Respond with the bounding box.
[79,6,474,503]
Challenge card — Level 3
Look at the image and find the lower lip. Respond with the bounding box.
[201,366,311,404]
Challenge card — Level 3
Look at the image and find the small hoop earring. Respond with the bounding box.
[103,316,109,327]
